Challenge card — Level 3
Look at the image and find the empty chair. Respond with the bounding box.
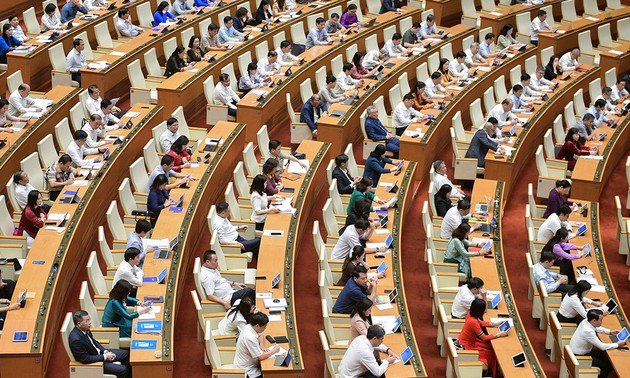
[243,142,261,176]
[515,13,531,44]
[22,7,40,35]
[461,0,480,27]
[37,135,58,169]
[203,75,228,125]
[143,48,165,79]
[494,76,508,103]
[290,22,306,45]
[597,24,620,50]
[553,113,565,145]
[95,21,123,50]
[129,157,149,196]
[106,200,134,242]
[470,98,485,128]
[588,78,602,105]
[54,118,73,152]
[535,145,567,198]
[573,89,587,117]
[49,44,78,87]
[543,129,561,161]
[617,18,630,41]
[483,87,495,115]
[365,35,378,54]
[452,111,474,144]
[136,1,153,27]
[128,59,159,105]
[561,0,579,22]
[607,0,622,9]
[577,31,600,65]
[583,0,601,15]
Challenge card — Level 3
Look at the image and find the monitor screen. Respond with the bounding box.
[396,160,404,171]
[170,235,179,249]
[577,223,587,236]
[103,148,110,160]
[376,261,387,274]
[400,346,413,364]
[510,124,517,135]
[512,352,526,367]
[157,268,167,283]
[491,292,502,309]
[483,240,492,250]
[605,298,618,313]
[617,327,629,342]
[12,331,28,342]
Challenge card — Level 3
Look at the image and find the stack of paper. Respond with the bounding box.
[142,238,170,251]
[87,61,110,70]
[272,196,295,214]
[23,112,43,119]
[138,305,161,320]
[288,160,309,174]
[33,99,53,108]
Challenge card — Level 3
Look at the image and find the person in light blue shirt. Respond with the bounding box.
[194,0,214,6]
[154,1,176,25]
[218,16,244,44]
[171,0,196,16]
[127,220,153,265]
[61,0,89,23]
[584,99,613,128]
[479,32,498,58]
[305,17,332,48]
[508,84,533,113]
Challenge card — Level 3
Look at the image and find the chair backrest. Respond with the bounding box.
[535,145,549,176]
[137,1,153,27]
[144,47,163,78]
[20,152,45,190]
[312,220,325,256]
[416,62,429,84]
[539,47,554,70]
[583,0,600,15]
[461,0,478,16]
[428,52,440,74]
[237,51,252,80]
[37,134,58,169]
[5,176,22,214]
[23,7,40,34]
[0,195,17,235]
[344,143,360,177]
[328,179,345,214]
[478,27,492,44]
[98,226,115,267]
[273,31,286,50]
[87,251,109,296]
[49,43,67,71]
[118,177,138,215]
[307,13,322,32]
[300,78,313,105]
[608,0,622,9]
[605,67,617,88]
[255,41,268,62]
[79,281,102,327]
[450,128,463,159]
[192,257,205,297]
[561,0,578,21]
[452,111,465,142]
[130,156,149,193]
[75,31,96,60]
[95,21,114,49]
[171,106,193,140]
[483,87,495,115]
[6,70,24,93]
[322,198,340,236]
[440,43,453,62]
[163,37,178,60]
[257,125,271,159]
[220,63,239,92]
[203,75,215,103]
[106,200,127,240]
[573,88,586,116]
[346,43,358,63]
[315,66,327,92]
[243,142,260,176]
[151,121,168,154]
[180,27,194,47]
[233,161,250,197]
[373,96,389,126]
[493,77,508,103]
[525,56,537,77]
[326,160,334,185]
[588,78,602,104]
[543,129,556,160]
[365,34,378,54]
[198,16,211,37]
[564,101,576,129]
[398,72,410,96]
[515,12,531,35]
[597,24,613,48]
[616,196,626,232]
[470,98,484,127]
[225,182,247,220]
[286,93,298,122]
[577,31,594,55]
[69,102,86,132]
[388,84,402,114]
[462,35,474,54]
[60,312,76,362]
[78,89,90,116]
[383,25,396,43]
[509,65,521,88]
[360,110,368,139]
[331,54,343,78]
[128,59,147,89]
[290,22,306,45]
[553,114,565,145]
[54,118,73,153]
[617,17,630,41]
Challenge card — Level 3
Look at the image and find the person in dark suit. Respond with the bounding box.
[364,105,399,158]
[465,122,503,168]
[332,154,361,194]
[380,0,402,13]
[255,0,273,24]
[300,94,328,137]
[68,310,130,378]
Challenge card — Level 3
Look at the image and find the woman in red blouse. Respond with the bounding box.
[556,127,598,171]
[262,158,283,195]
[167,135,191,173]
[18,190,47,248]
[350,52,380,80]
[458,298,507,377]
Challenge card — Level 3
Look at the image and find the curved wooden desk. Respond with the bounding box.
[479,0,564,35]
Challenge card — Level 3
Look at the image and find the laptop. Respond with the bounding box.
[605,298,618,313]
[358,18,376,29]
[610,327,629,343]
[376,287,398,304]
[274,352,291,367]
[204,137,222,152]
[395,160,404,172]
[154,235,179,259]
[58,212,70,228]
[512,352,527,367]
[576,223,587,236]
[173,194,185,207]
[399,346,413,364]
[582,243,592,257]
[342,89,359,105]
[499,320,512,332]
[503,124,517,137]
[60,192,81,205]
[271,272,281,289]
[487,292,502,309]
[143,267,168,283]
[580,203,589,216]
[285,67,292,77]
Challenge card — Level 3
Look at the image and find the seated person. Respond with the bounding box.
[171,0,197,16]
[68,310,130,377]
[424,72,451,99]
[585,99,614,128]
[167,135,192,173]
[347,177,387,213]
[102,279,150,337]
[464,42,488,67]
[365,105,399,158]
[434,184,452,217]
[340,4,359,28]
[380,0,402,13]
[544,55,563,81]
[96,99,123,128]
[331,219,384,260]
[232,7,256,33]
[449,51,469,79]
[509,84,534,113]
[213,73,240,117]
[262,159,283,195]
[257,51,281,78]
[433,160,467,200]
[418,14,441,41]
[529,10,555,46]
[250,174,280,230]
[438,58,458,87]
[160,117,181,153]
[444,223,490,281]
[557,127,597,171]
[465,122,502,168]
[12,170,36,210]
[213,202,261,254]
[537,204,572,243]
[559,49,580,72]
[332,265,378,314]
[530,65,556,92]
[45,154,78,201]
[574,113,598,142]
[83,0,109,11]
[533,250,572,297]
[41,4,65,32]
[597,87,621,115]
[440,199,482,238]
[325,13,345,34]
[0,24,22,64]
[18,190,47,248]
[320,76,348,107]
[218,16,245,44]
[557,280,605,324]
[380,33,408,58]
[8,84,40,117]
[275,40,300,66]
[305,17,332,48]
[451,277,487,319]
[392,93,425,136]
[217,297,256,336]
[479,32,499,58]
[350,51,380,79]
[337,246,369,286]
[154,1,176,26]
[255,0,274,25]
[147,154,194,192]
[611,79,630,103]
[542,228,587,284]
[116,7,143,37]
[127,219,153,263]
[488,98,518,127]
[199,250,255,309]
[201,23,227,52]
[411,81,435,109]
[61,0,88,23]
[234,313,279,377]
[332,153,361,195]
[0,98,25,128]
[187,35,206,62]
[543,179,574,218]
[147,174,173,225]
[300,94,327,137]
[335,63,362,94]
[267,139,305,174]
[81,114,113,148]
[348,298,376,344]
[66,38,87,85]
[86,85,125,118]
[402,22,423,49]
[112,248,144,289]
[518,73,544,101]
[339,325,398,377]
[363,144,393,183]
[239,62,265,93]
[341,198,380,235]
[67,130,108,168]
[165,46,193,78]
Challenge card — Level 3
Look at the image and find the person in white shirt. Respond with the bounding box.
[85,85,124,117]
[440,200,482,238]
[234,313,279,377]
[362,50,386,70]
[433,160,466,200]
[81,114,113,148]
[509,84,534,113]
[530,66,556,91]
[41,3,65,32]
[214,73,240,117]
[533,251,572,296]
[159,117,181,153]
[96,99,123,128]
[213,202,261,254]
[336,63,362,94]
[12,170,36,210]
[392,93,426,135]
[199,250,255,309]
[275,40,300,66]
[8,84,40,117]
[257,50,281,77]
[380,33,408,58]
[448,51,469,79]
[611,79,630,103]
[83,0,109,11]
[558,281,606,324]
[112,248,144,289]
[537,205,572,242]
[464,43,487,67]
[559,49,580,72]
[487,99,518,126]
[8,15,28,42]
[418,14,441,41]
[424,72,451,99]
[518,73,543,101]
[338,325,398,378]
[116,8,143,37]
[529,9,556,46]
[568,309,626,377]
[67,130,107,168]
[597,87,621,115]
[66,38,88,85]
[250,174,280,229]
[451,277,486,318]
[331,219,385,260]
[217,297,255,336]
[239,62,266,92]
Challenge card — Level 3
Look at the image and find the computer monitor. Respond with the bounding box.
[103,148,111,160]
[400,346,413,364]
[271,273,281,289]
[18,289,27,303]
[509,124,517,136]
[174,194,184,207]
[576,223,587,236]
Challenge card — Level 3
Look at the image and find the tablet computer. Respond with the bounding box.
[376,261,387,274]
[499,320,512,332]
[12,331,28,342]
[512,352,526,367]
[400,346,413,364]
[605,298,618,313]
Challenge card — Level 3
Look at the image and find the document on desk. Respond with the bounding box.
[585,16,599,21]
[33,99,53,108]
[490,318,514,327]
[263,230,284,237]
[110,51,126,56]
[272,199,295,214]
[44,226,65,233]
[447,85,463,91]
[376,303,393,311]
[268,315,282,322]
[501,146,515,156]
[125,111,141,118]
[477,66,491,72]
[271,346,288,358]
[143,238,170,250]
[82,162,102,169]
[579,155,604,160]
[590,285,606,293]
[288,160,309,174]
[404,129,422,138]
[48,213,69,222]
[23,112,43,119]
[375,229,390,234]
[609,50,623,55]
[138,306,161,320]
[71,180,89,186]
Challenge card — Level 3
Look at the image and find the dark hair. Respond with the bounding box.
[224,16,233,24]
[555,179,571,189]
[59,154,72,164]
[415,81,426,93]
[369,144,387,158]
[268,140,281,151]
[557,204,572,216]
[539,250,556,263]
[602,86,612,95]
[89,113,102,122]
[330,12,339,19]
[45,3,57,14]
[546,55,558,68]
[12,170,24,184]
[1,23,10,37]
[150,174,169,191]
[467,277,484,290]
[392,32,402,41]
[160,154,175,166]
[342,246,365,275]
[124,247,141,262]
[262,159,278,175]
[455,51,466,59]
[485,32,494,40]
[73,130,88,141]
[267,50,278,58]
[350,297,373,321]
[352,51,364,68]
[435,184,452,201]
[26,190,41,211]
[109,279,132,301]
[487,117,499,125]
[469,298,487,320]
[582,113,594,122]
[170,135,189,154]
[565,128,580,143]
[326,75,337,84]
[258,0,270,11]
[235,7,249,19]
[280,40,291,49]
[542,228,569,253]
[171,45,186,58]
[412,21,421,29]
[457,199,471,211]
[166,117,178,127]
[250,174,267,195]
[343,62,353,72]
[349,198,371,221]
[203,250,216,263]
[216,201,229,213]
[354,218,370,231]
[521,73,531,81]
[0,98,9,109]
[356,177,373,193]
[513,84,523,93]
[587,309,604,322]
[227,297,255,324]
[250,312,269,326]
[335,154,349,166]
[431,71,442,80]
[366,325,385,340]
[188,35,200,49]
[118,7,129,17]
[157,1,170,13]
[100,99,112,109]
[208,23,218,31]
[499,23,514,37]
[439,58,449,73]
[403,93,414,102]
[426,14,435,22]
[247,62,257,72]
[568,280,591,300]
[346,3,357,11]
[316,17,325,24]
[73,38,83,47]
[538,9,547,17]
[593,99,607,108]
[452,223,471,240]
[73,310,89,325]
[352,264,368,278]
[135,219,152,234]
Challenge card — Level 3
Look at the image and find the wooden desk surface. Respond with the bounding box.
[469,179,545,377]
[599,40,630,82]
[0,103,164,378]
[424,0,480,27]
[479,0,563,35]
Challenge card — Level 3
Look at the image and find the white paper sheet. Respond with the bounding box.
[288,159,309,174]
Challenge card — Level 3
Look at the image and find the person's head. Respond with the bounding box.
[366,105,378,120]
[349,245,366,263]
[539,250,556,268]
[99,98,113,114]
[188,35,200,49]
[431,71,442,83]
[356,177,374,193]
[73,310,92,331]
[8,15,19,27]
[335,154,349,168]
[250,174,267,195]
[243,62,256,75]
[150,173,169,191]
[109,279,132,301]
[415,80,426,95]
[202,250,219,269]
[457,199,471,215]
[350,297,374,321]
[568,280,591,300]
[170,135,189,154]
[71,0,82,6]
[17,83,30,97]
[616,79,626,90]
[27,190,42,211]
[602,86,612,99]
[411,21,420,34]
[13,170,28,186]
[87,85,100,100]
[538,9,547,20]
[262,158,278,176]
[172,45,186,59]
[208,23,219,36]
[513,84,524,96]
[316,17,326,30]
[565,127,580,143]
[535,66,545,79]
[216,202,230,217]
[124,247,141,266]
[439,58,449,73]
[135,219,152,236]
[487,117,499,127]
[235,7,249,19]
[267,140,282,157]
[228,297,256,323]
[556,204,572,222]
[543,227,570,252]
[354,219,370,235]
[88,113,103,130]
[470,42,480,54]
[352,264,369,286]
[45,3,57,16]
[392,32,402,45]
[73,38,85,51]
[118,7,129,19]
[433,160,447,176]
[582,113,595,127]
[280,40,292,53]
[521,73,531,86]
[73,130,88,146]
[350,198,372,219]
[326,75,337,88]
[250,312,270,333]
[157,1,170,13]
[0,98,9,115]
[452,222,472,240]
[501,98,513,112]
[426,14,435,26]
[435,184,452,201]
[330,12,340,22]
[547,55,558,68]
[343,62,353,74]
[402,93,414,108]
[499,23,514,37]
[570,49,580,60]
[469,298,487,319]
[366,325,386,347]
[259,0,270,11]
[555,179,572,195]
[160,154,175,171]
[467,277,485,295]
[57,154,73,172]
[346,3,357,15]
[267,50,278,63]
[586,309,604,327]
[484,32,495,43]
[310,93,321,107]
[369,144,387,159]
[593,99,606,110]
[455,51,466,63]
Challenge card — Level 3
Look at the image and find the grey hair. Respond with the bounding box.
[366,105,377,114]
[470,42,480,48]
[433,160,445,170]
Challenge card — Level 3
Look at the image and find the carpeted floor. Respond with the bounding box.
[45,105,630,376]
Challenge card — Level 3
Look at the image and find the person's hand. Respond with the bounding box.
[105,352,116,361]
[222,301,231,310]
[618,340,627,347]
[234,282,246,289]
[270,207,280,214]
[3,128,14,133]
[321,111,328,117]
[353,177,362,184]
[328,40,334,44]
[495,331,508,338]
[239,225,248,231]
[138,306,151,315]
[481,248,491,255]
[377,199,386,205]
[473,223,482,230]
[182,162,191,169]
[377,272,386,279]
[378,245,387,253]
[270,344,280,353]
[164,200,173,207]
[8,303,20,311]
[558,275,568,284]
[386,355,397,364]
[277,182,284,190]
[67,176,75,185]
[238,242,245,250]
[299,162,307,169]
[593,301,604,307]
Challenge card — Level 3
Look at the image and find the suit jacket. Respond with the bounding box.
[365,117,388,141]
[69,327,105,364]
[332,167,354,194]
[465,129,498,167]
